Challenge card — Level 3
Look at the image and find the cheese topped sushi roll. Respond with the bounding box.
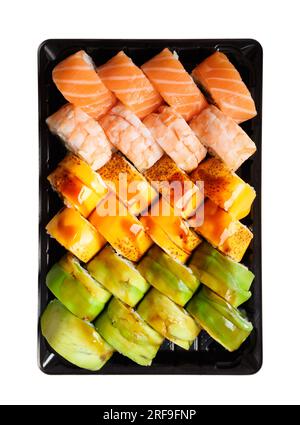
[142,48,207,121]
[99,102,164,172]
[48,154,108,217]
[194,199,253,262]
[88,191,153,262]
[140,198,201,263]
[52,50,116,118]
[190,105,256,171]
[46,207,106,262]
[190,157,256,219]
[46,104,113,170]
[144,106,207,173]
[97,51,163,118]
[192,51,257,123]
[144,154,203,219]
[98,152,158,216]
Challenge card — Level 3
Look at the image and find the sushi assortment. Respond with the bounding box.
[41,46,258,371]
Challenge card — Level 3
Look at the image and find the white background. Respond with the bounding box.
[0,0,299,405]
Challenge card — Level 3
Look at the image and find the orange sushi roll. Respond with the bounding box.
[46,104,113,170]
[193,199,253,262]
[189,105,256,171]
[144,106,207,172]
[99,102,164,172]
[140,198,201,263]
[142,48,208,121]
[190,157,256,220]
[98,152,158,216]
[89,191,153,262]
[52,50,116,118]
[192,51,257,123]
[46,207,106,262]
[48,154,108,217]
[144,155,203,219]
[97,51,163,119]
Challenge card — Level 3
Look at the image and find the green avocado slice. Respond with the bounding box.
[189,242,254,307]
[46,254,111,321]
[95,298,163,366]
[41,299,114,371]
[87,246,150,307]
[137,288,201,350]
[187,287,253,352]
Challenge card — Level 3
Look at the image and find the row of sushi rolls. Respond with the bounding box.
[41,47,258,371]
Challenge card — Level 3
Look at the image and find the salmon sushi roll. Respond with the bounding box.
[46,104,113,170]
[142,48,208,121]
[97,51,163,119]
[99,102,164,172]
[52,50,116,118]
[189,105,256,171]
[144,106,207,173]
[192,51,257,123]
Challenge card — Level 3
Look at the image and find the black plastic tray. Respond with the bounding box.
[38,39,262,375]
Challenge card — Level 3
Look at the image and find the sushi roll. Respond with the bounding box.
[189,105,256,171]
[52,50,116,118]
[140,198,201,264]
[46,104,113,170]
[87,246,150,307]
[41,299,114,371]
[137,288,201,350]
[189,242,254,307]
[190,157,256,219]
[46,207,106,262]
[193,199,253,262]
[95,298,164,366]
[48,154,108,217]
[187,287,253,352]
[144,154,204,219]
[142,48,208,121]
[97,51,163,118]
[98,152,158,216]
[192,51,257,123]
[99,102,164,172]
[137,246,200,306]
[46,253,111,321]
[143,106,207,173]
[88,191,153,262]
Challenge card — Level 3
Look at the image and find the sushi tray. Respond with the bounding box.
[38,39,262,375]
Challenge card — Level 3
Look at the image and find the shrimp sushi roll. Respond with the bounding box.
[192,51,257,123]
[142,48,208,121]
[99,102,164,172]
[97,51,163,118]
[193,199,253,262]
[190,157,256,220]
[189,105,256,171]
[52,50,116,118]
[46,104,113,170]
[98,152,158,216]
[144,106,207,172]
